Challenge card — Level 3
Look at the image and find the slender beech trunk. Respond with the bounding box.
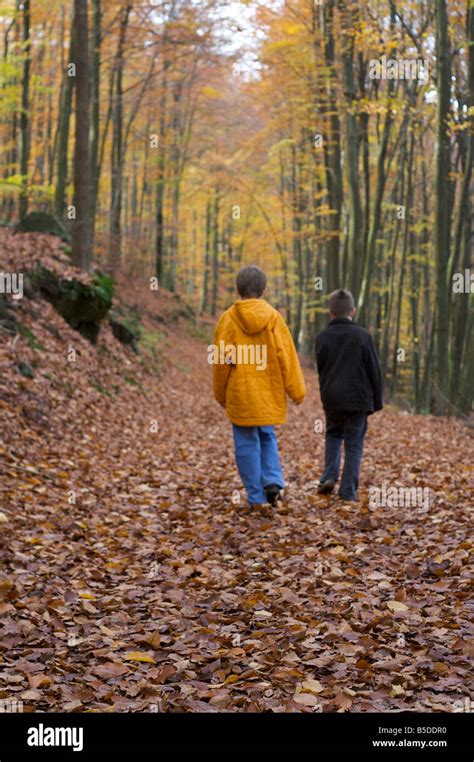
[448,0,473,411]
[291,142,304,348]
[155,58,169,283]
[19,0,30,219]
[318,0,342,292]
[89,0,101,244]
[433,0,452,413]
[210,187,219,316]
[339,2,363,298]
[390,131,414,397]
[108,2,131,273]
[200,198,212,314]
[54,12,75,220]
[71,0,90,271]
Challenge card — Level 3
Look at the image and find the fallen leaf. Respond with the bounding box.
[93,662,129,679]
[124,652,156,664]
[387,600,409,612]
[294,693,321,707]
[300,679,324,695]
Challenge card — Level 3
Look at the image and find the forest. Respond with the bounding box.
[0,0,472,737]
[1,0,472,415]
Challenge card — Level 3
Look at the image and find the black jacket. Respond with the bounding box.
[315,317,383,414]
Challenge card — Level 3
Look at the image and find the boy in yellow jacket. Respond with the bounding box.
[210,265,306,511]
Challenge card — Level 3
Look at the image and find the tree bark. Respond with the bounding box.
[155,58,169,284]
[317,0,342,292]
[71,0,90,271]
[108,2,131,274]
[448,0,473,411]
[89,0,101,245]
[339,2,363,299]
[54,12,75,221]
[19,0,30,219]
[433,0,452,413]
[200,197,212,314]
[210,187,220,316]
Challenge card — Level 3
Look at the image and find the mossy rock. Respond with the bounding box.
[109,316,139,352]
[30,265,113,343]
[16,211,70,242]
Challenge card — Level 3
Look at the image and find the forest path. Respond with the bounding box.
[1,316,472,713]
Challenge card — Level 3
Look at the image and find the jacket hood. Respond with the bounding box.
[230,299,274,335]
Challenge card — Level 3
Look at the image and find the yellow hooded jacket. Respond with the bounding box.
[212,299,306,426]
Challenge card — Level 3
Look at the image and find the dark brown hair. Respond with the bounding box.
[236,265,267,298]
[328,288,355,317]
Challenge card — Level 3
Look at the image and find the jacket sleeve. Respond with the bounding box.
[212,315,232,404]
[364,334,384,411]
[274,315,306,403]
[315,332,328,377]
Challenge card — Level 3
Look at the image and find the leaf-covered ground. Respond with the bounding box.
[0,232,472,713]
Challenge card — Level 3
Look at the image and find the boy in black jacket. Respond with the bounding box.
[315,289,383,501]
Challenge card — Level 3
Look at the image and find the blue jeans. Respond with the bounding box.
[232,425,284,505]
[320,412,368,500]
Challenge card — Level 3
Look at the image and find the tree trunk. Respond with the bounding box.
[357,9,397,327]
[448,0,473,411]
[318,0,342,292]
[290,143,304,348]
[108,2,131,274]
[54,12,75,221]
[433,0,452,414]
[89,0,101,245]
[381,153,406,378]
[200,198,212,314]
[2,10,18,219]
[390,131,414,397]
[71,0,90,271]
[49,4,65,187]
[210,187,220,316]
[19,0,30,219]
[339,2,363,299]
[155,59,169,284]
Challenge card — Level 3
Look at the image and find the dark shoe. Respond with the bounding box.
[338,492,359,502]
[318,479,336,495]
[264,484,283,507]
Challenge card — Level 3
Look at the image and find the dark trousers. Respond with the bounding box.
[319,411,368,500]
